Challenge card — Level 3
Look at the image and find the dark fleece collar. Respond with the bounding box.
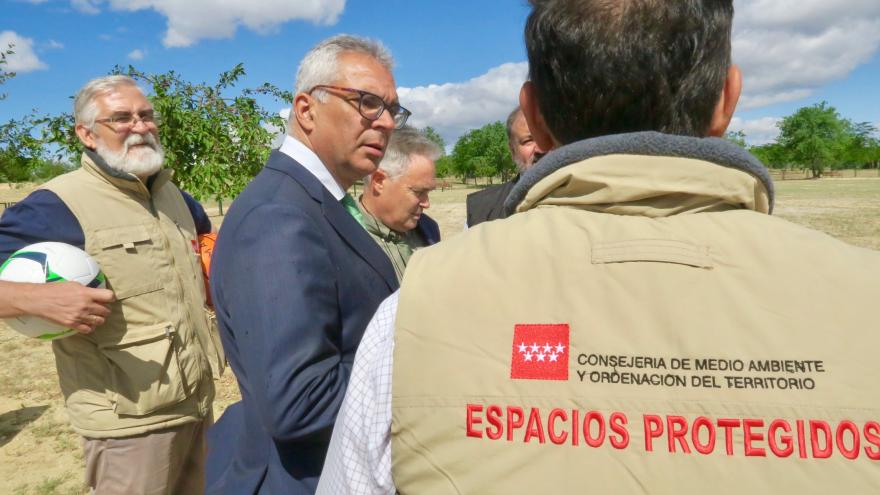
[503,131,775,215]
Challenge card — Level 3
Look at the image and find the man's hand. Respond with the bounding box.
[5,282,115,334]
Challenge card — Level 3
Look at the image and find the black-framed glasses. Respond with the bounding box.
[94,110,159,132]
[309,85,411,129]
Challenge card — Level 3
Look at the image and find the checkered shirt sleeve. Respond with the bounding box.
[316,292,399,495]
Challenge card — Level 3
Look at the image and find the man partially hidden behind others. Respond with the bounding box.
[317,1,880,493]
[358,126,441,281]
[465,106,543,227]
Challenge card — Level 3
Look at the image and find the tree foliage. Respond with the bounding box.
[434,155,454,178]
[840,121,880,169]
[421,126,445,154]
[750,143,790,169]
[450,121,514,184]
[0,44,15,101]
[0,114,70,182]
[0,43,71,182]
[777,102,849,177]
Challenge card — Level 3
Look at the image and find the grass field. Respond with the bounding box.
[0,176,878,493]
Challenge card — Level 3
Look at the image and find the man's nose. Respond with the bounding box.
[130,119,152,133]
[373,108,396,130]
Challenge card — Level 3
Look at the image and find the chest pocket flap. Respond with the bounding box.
[93,224,163,299]
[95,224,153,251]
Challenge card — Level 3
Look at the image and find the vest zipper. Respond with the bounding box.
[150,194,211,416]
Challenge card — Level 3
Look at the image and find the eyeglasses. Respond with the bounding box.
[309,85,411,129]
[94,110,159,131]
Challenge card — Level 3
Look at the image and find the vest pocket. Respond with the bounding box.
[94,224,161,296]
[98,322,189,416]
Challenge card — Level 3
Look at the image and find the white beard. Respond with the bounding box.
[96,133,165,178]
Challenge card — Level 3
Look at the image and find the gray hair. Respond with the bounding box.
[74,75,143,127]
[294,34,394,104]
[372,127,441,181]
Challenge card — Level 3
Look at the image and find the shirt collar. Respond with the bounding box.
[357,196,409,242]
[279,134,345,200]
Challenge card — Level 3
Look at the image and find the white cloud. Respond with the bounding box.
[127,48,145,60]
[396,2,880,146]
[733,0,880,109]
[0,31,48,73]
[72,0,101,14]
[72,0,346,47]
[46,39,64,49]
[398,62,527,146]
[728,116,782,145]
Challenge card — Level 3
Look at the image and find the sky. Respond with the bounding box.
[1,0,879,147]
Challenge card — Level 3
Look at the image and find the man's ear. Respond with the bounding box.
[292,92,317,133]
[520,81,557,151]
[370,169,388,193]
[75,123,97,150]
[707,64,742,137]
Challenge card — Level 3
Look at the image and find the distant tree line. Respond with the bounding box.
[730,102,880,178]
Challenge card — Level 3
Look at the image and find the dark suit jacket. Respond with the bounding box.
[415,213,441,245]
[465,178,518,227]
[206,151,398,494]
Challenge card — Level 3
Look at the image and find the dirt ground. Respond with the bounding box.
[0,177,878,493]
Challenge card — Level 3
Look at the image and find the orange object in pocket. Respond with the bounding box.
[198,233,217,307]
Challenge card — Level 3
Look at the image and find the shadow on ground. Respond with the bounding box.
[0,405,49,448]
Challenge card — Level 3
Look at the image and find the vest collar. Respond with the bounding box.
[81,149,173,199]
[504,132,775,217]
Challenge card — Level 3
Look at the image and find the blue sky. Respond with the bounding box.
[2,0,879,146]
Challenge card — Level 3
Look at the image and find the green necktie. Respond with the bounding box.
[340,193,366,228]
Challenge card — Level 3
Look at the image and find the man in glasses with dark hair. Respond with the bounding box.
[207,34,403,494]
[0,75,220,494]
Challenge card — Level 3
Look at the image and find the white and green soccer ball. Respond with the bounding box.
[0,242,105,340]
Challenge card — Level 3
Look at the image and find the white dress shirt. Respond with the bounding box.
[278,134,345,200]
[316,292,399,495]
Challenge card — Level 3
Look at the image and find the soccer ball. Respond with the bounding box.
[0,242,105,340]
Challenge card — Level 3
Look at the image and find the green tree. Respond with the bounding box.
[777,102,848,178]
[434,155,454,178]
[43,64,289,204]
[421,126,446,154]
[750,142,790,169]
[0,114,71,183]
[840,121,879,169]
[450,121,514,184]
[0,43,67,182]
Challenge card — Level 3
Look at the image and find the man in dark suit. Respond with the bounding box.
[206,34,410,494]
[358,126,442,282]
[465,106,544,227]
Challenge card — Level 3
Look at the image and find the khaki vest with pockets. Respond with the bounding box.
[392,156,880,494]
[41,153,223,438]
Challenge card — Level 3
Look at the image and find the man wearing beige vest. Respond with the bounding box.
[0,75,223,494]
[318,1,880,493]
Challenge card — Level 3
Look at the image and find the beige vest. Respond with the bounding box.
[41,153,224,438]
[392,155,880,493]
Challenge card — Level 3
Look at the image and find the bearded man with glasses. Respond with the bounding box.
[206,34,404,494]
[0,75,222,494]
